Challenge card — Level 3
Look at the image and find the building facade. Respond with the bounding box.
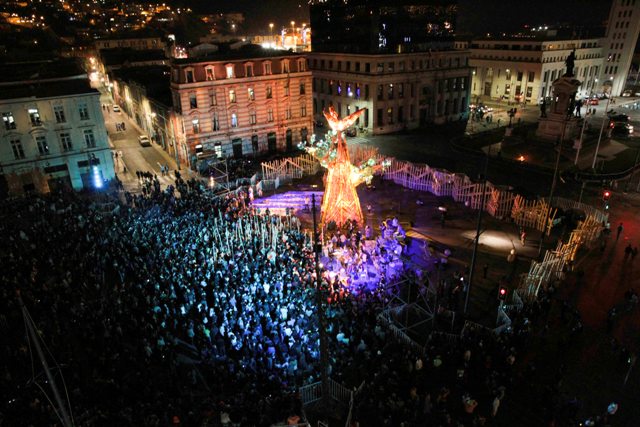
[601,0,640,96]
[310,50,472,133]
[470,38,603,105]
[309,0,457,54]
[0,77,115,196]
[170,51,313,167]
[95,36,165,51]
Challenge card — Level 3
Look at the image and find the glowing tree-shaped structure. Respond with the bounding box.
[302,106,383,226]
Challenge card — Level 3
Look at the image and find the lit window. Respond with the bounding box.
[299,82,305,95]
[209,90,217,106]
[226,64,235,79]
[301,104,307,117]
[229,90,236,103]
[2,112,16,130]
[192,118,200,133]
[266,86,273,99]
[249,111,257,125]
[28,108,42,126]
[212,113,220,130]
[231,113,238,127]
[248,87,255,101]
[205,67,215,81]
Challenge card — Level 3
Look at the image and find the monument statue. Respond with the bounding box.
[564,49,576,77]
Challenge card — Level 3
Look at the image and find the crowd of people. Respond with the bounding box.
[0,172,627,427]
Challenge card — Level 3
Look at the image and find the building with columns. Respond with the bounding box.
[601,0,640,96]
[310,50,472,133]
[0,61,115,196]
[170,48,313,167]
[469,37,603,105]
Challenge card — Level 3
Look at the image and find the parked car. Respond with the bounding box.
[611,122,634,136]
[608,113,629,122]
[138,135,151,146]
[112,105,121,113]
[622,90,632,97]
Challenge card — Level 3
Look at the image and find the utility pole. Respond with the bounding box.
[592,95,611,170]
[311,194,329,404]
[464,146,491,315]
[18,290,73,427]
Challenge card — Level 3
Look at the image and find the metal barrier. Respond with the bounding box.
[299,381,323,406]
[377,311,425,354]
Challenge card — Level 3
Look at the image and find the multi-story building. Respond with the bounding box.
[469,37,603,104]
[601,0,640,96]
[170,49,313,166]
[110,66,183,168]
[0,62,115,196]
[309,0,457,54]
[95,36,165,52]
[310,51,472,132]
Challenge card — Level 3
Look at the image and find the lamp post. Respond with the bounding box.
[269,22,274,36]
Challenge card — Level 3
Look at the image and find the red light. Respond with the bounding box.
[604,191,610,197]
[499,288,507,295]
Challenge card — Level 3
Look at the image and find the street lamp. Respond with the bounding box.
[269,22,274,37]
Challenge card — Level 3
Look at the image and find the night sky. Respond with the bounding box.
[186,0,612,35]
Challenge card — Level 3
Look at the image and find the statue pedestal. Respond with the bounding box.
[536,114,581,142]
[536,76,582,142]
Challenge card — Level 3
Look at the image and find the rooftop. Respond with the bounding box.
[0,78,98,101]
[173,44,305,65]
[100,48,168,66]
[0,58,85,83]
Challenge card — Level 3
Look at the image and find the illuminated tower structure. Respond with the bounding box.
[303,106,383,226]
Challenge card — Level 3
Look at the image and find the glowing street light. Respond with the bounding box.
[269,22,274,35]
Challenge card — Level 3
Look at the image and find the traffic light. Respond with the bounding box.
[603,190,611,201]
[498,286,508,301]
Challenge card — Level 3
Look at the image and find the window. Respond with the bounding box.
[189,93,198,109]
[54,105,66,123]
[517,71,523,81]
[377,84,383,100]
[10,138,25,159]
[299,82,306,95]
[387,107,394,124]
[78,103,89,120]
[377,62,384,73]
[284,84,290,97]
[301,104,307,117]
[263,62,272,75]
[528,71,535,82]
[226,64,235,78]
[388,62,394,72]
[231,113,238,127]
[267,108,274,122]
[377,108,383,125]
[35,135,49,155]
[286,108,292,119]
[388,84,394,100]
[282,60,290,73]
[60,132,73,151]
[245,63,254,77]
[209,90,217,106]
[185,69,194,83]
[505,69,511,80]
[212,113,220,130]
[248,87,255,101]
[192,118,200,133]
[337,61,342,71]
[229,90,236,103]
[83,129,96,148]
[249,111,257,125]
[355,62,361,72]
[526,86,533,98]
[398,83,404,98]
[2,112,16,130]
[365,63,370,73]
[266,86,273,99]
[298,59,306,72]
[205,67,215,81]
[28,108,42,126]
